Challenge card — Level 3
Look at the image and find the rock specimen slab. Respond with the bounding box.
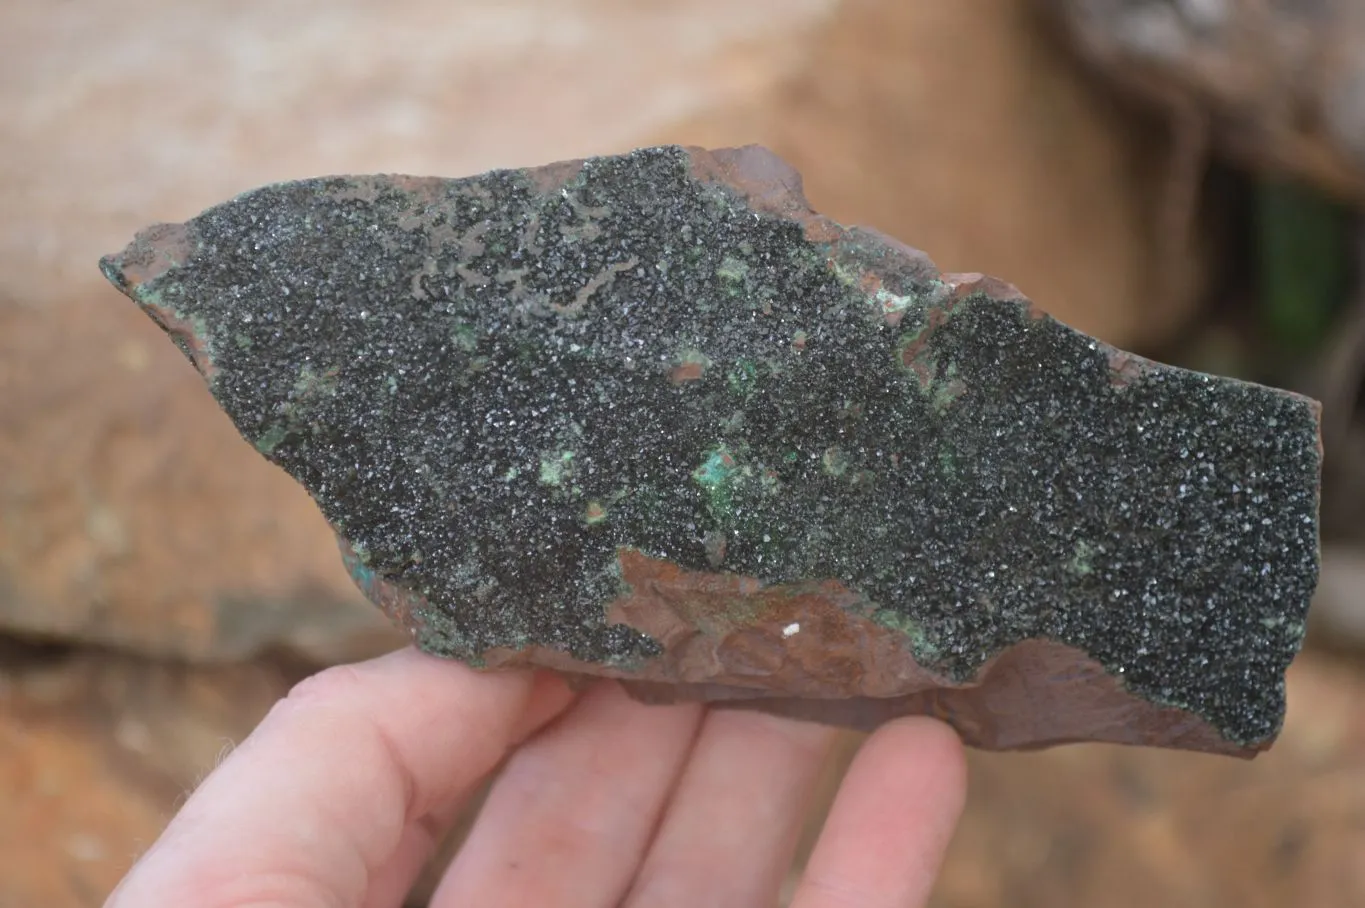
[100,145,1321,755]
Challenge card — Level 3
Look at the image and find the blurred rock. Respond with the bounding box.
[13,646,1360,908]
[0,642,297,908]
[1044,0,1365,205]
[659,0,1211,347]
[1,0,836,311]
[931,651,1365,907]
[1316,297,1365,544]
[0,0,833,660]
[1308,546,1365,650]
[782,650,1365,905]
[0,291,405,662]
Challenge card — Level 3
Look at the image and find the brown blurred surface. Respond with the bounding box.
[4,644,1361,908]
[0,643,301,908]
[939,651,1365,908]
[658,0,1211,347]
[2,0,1362,906]
[1044,0,1365,205]
[0,292,403,662]
[795,650,1365,908]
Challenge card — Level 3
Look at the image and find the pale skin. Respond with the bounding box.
[105,647,967,908]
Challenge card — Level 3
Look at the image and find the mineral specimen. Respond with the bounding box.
[100,145,1321,755]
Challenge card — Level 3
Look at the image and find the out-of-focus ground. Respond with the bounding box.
[1,0,1362,906]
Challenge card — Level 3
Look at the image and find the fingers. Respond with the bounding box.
[431,681,703,908]
[105,648,575,908]
[363,667,578,908]
[621,709,837,908]
[789,718,966,908]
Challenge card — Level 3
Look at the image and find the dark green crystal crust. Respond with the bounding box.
[102,146,1320,746]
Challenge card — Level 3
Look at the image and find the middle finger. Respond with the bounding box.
[431,680,703,908]
[622,708,838,907]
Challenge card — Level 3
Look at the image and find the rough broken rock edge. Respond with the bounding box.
[99,144,1322,756]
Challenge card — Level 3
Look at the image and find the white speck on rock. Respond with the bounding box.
[782,622,800,637]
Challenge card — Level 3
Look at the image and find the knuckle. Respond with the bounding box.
[287,663,369,704]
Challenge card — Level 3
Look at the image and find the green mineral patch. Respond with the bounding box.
[1069,540,1096,577]
[929,361,966,414]
[255,423,290,455]
[450,321,479,352]
[692,444,740,517]
[539,450,575,487]
[821,446,849,477]
[938,446,957,478]
[292,363,339,401]
[717,254,750,287]
[726,358,760,398]
[693,447,736,484]
[871,608,940,662]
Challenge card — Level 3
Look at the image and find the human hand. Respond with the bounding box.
[105,647,966,907]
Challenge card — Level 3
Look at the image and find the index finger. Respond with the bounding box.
[105,647,575,908]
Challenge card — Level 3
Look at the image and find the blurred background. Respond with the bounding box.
[2,0,1364,904]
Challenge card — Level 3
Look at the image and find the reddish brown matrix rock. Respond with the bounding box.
[100,145,1321,755]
